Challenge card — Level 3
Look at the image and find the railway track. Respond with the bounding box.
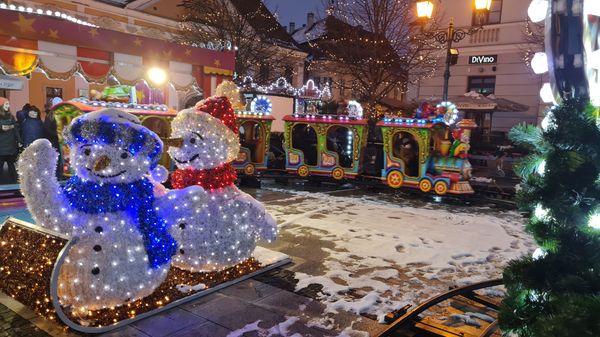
[378,279,504,337]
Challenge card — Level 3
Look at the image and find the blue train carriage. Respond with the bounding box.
[282,110,369,180]
[376,104,477,195]
[233,95,276,175]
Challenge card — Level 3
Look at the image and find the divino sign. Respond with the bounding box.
[469,55,498,64]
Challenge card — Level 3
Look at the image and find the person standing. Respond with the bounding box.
[43,103,63,179]
[20,105,44,147]
[0,98,21,183]
[15,103,31,125]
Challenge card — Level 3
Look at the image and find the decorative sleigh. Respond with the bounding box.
[0,217,289,334]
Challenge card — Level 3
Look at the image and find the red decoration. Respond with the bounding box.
[196,96,239,134]
[171,163,237,191]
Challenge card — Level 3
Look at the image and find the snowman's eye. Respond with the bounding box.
[120,152,129,159]
[84,148,91,156]
[190,137,196,144]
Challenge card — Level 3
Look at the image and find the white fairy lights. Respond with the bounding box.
[0,2,97,27]
[17,109,206,311]
[167,99,277,272]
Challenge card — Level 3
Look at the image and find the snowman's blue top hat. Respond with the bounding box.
[64,109,163,168]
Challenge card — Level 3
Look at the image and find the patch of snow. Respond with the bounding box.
[226,320,261,337]
[175,282,206,293]
[449,314,481,328]
[262,187,533,322]
[470,177,494,183]
[252,246,290,265]
[465,312,495,323]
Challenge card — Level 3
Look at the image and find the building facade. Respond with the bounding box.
[407,0,547,135]
[0,0,237,113]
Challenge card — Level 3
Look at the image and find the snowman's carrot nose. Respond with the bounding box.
[163,137,184,148]
[93,155,111,171]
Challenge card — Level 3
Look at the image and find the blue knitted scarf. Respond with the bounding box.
[62,176,177,269]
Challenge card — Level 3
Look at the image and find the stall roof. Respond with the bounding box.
[428,92,529,112]
[283,115,368,126]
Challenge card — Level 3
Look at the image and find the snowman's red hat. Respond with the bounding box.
[195,96,238,134]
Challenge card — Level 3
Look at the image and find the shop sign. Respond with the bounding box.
[469,55,498,64]
[0,75,23,90]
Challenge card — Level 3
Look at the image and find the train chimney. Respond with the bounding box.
[289,22,295,34]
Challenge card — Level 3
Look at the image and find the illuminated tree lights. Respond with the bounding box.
[17,109,207,311]
[167,96,277,272]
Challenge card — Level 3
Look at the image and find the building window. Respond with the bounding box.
[473,0,502,25]
[467,76,496,96]
[46,87,63,107]
[339,79,346,96]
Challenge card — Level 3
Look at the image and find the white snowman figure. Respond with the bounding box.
[167,96,277,272]
[17,109,206,311]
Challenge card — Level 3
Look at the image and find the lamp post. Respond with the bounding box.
[416,0,492,101]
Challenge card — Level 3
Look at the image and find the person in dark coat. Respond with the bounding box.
[43,104,63,179]
[15,103,31,125]
[0,98,21,183]
[21,105,44,147]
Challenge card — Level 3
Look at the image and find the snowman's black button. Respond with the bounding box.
[91,267,100,275]
[179,223,186,230]
[93,245,102,252]
[95,226,103,233]
[179,249,185,255]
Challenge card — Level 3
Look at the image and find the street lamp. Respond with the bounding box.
[416,0,490,101]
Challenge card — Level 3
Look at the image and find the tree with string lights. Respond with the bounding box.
[177,0,302,82]
[302,0,442,119]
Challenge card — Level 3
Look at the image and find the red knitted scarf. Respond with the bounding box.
[171,163,237,191]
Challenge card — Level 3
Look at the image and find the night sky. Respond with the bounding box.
[264,0,324,29]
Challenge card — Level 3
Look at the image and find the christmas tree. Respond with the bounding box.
[499,97,600,336]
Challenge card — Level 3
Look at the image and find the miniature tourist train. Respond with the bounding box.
[49,80,476,195]
[233,79,477,195]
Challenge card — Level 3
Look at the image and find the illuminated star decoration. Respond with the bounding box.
[13,14,36,34]
[48,29,59,39]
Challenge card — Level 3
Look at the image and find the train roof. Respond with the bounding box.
[235,110,276,120]
[376,117,450,129]
[283,114,368,126]
[51,99,177,117]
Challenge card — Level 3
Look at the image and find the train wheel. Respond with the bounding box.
[332,167,344,180]
[434,181,448,195]
[387,171,404,188]
[243,164,255,175]
[297,165,310,177]
[419,179,432,193]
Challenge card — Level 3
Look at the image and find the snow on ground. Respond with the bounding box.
[261,187,535,322]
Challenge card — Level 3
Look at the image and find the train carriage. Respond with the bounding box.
[233,96,276,175]
[52,98,176,175]
[283,114,369,180]
[376,117,476,195]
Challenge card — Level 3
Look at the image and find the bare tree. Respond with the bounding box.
[305,0,442,117]
[177,0,300,83]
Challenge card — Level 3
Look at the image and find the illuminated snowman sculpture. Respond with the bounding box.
[167,96,277,272]
[17,109,206,311]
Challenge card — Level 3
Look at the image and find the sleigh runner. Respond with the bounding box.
[0,217,289,333]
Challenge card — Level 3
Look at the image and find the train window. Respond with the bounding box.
[240,121,265,163]
[392,132,420,178]
[326,126,353,168]
[141,117,170,138]
[291,124,318,166]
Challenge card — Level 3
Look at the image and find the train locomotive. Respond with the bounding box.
[232,79,477,195]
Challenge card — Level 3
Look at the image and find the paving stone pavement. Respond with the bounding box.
[0,277,385,337]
